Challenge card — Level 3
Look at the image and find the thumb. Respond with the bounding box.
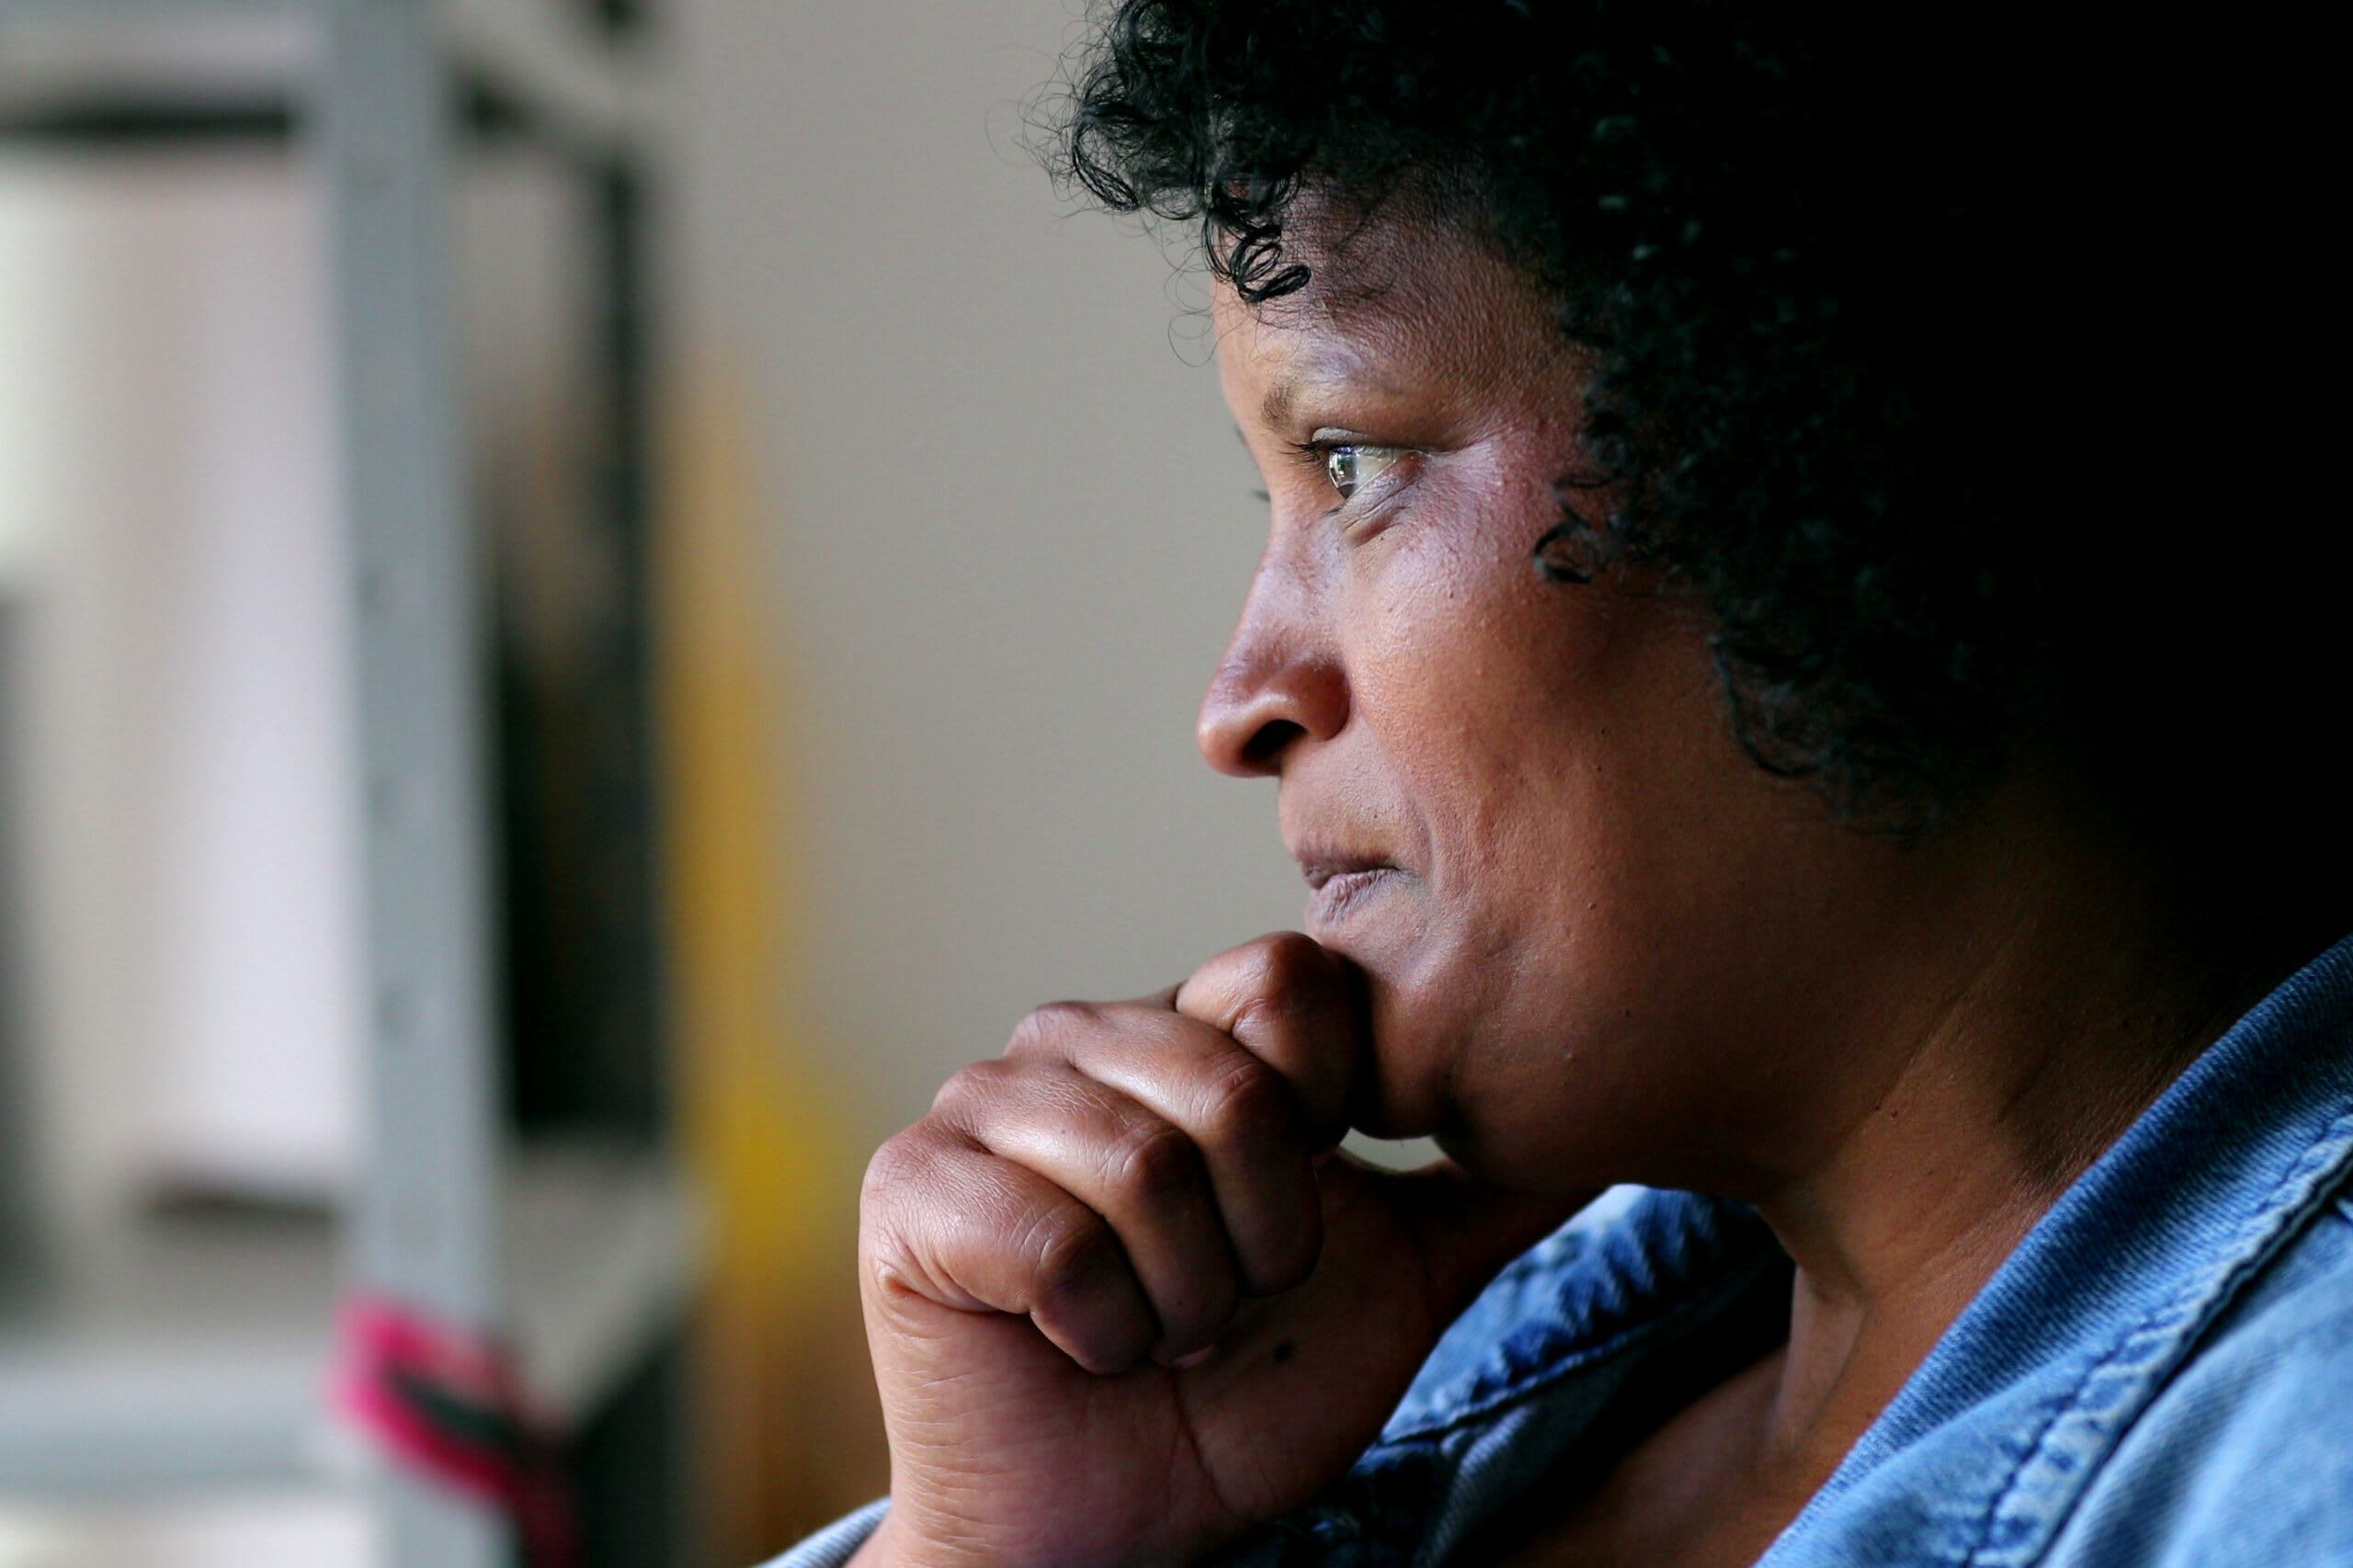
[1320,1149,1597,1324]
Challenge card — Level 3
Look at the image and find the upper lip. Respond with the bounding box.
[1290,846,1399,890]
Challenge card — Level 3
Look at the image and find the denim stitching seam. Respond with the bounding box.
[1962,1102,2353,1567]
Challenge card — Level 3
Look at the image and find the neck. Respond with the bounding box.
[1742,772,2280,1478]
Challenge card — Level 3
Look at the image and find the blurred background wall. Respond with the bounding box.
[676,0,1299,1119]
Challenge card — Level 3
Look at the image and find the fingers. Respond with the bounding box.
[861,1120,1159,1375]
[861,932,1367,1375]
[928,1057,1243,1361]
[1007,999,1324,1300]
[1172,932,1365,1143]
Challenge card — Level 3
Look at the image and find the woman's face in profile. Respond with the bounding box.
[1203,217,1940,1199]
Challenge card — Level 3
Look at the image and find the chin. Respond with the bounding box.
[1350,972,1476,1143]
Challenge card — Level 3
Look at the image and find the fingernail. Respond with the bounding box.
[1172,1346,1215,1369]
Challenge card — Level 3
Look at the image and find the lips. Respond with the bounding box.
[1295,849,1404,928]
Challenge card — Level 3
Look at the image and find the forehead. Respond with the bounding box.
[1210,215,1575,421]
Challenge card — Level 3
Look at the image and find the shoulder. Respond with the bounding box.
[2053,1190,2353,1565]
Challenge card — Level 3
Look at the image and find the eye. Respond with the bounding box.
[1323,444,1407,502]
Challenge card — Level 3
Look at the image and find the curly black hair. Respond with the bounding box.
[1041,0,2344,927]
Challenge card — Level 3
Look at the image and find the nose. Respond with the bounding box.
[1196,561,1347,778]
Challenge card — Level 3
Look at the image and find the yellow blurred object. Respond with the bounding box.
[657,358,885,1561]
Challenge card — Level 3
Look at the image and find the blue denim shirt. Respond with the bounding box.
[768,930,2353,1566]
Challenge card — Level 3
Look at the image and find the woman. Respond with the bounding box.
[774,5,2348,1564]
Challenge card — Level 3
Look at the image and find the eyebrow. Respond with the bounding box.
[1256,347,1404,432]
[1260,373,1308,432]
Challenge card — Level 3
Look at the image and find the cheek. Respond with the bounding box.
[1347,506,1660,882]
[1337,517,1780,1165]
[1326,504,1640,1124]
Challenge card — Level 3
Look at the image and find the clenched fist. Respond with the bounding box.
[848,934,1584,1568]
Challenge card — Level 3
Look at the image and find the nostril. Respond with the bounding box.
[1198,644,1347,778]
[1241,719,1305,771]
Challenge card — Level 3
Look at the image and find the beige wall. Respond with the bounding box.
[675,0,1305,1148]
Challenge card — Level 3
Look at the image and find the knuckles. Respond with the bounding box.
[1101,1118,1205,1207]
[1022,1208,1154,1370]
[1006,999,1101,1058]
[1025,1206,1121,1312]
[928,1057,1012,1119]
[1219,933,1347,1040]
[1193,1051,1297,1160]
[859,1122,940,1215]
[861,944,1346,1341]
[1242,930,1343,998]
[858,1132,946,1299]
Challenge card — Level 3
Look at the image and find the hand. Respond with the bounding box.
[852,933,1586,1567]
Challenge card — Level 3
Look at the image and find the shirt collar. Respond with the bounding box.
[1772,926,2353,1560]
